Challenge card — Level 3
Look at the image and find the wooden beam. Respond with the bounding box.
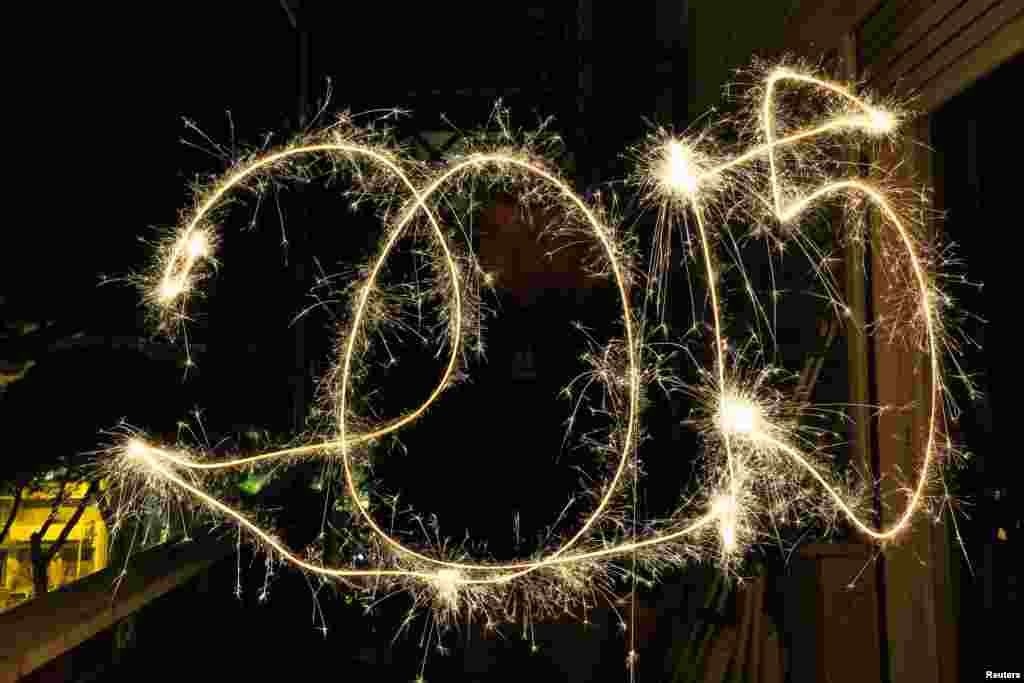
[838,34,875,514]
[876,0,1019,94]
[869,115,944,683]
[858,0,935,70]
[866,0,970,78]
[912,10,1024,113]
[788,544,881,683]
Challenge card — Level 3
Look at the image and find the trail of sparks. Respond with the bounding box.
[105,63,959,653]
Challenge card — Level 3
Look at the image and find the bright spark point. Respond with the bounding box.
[125,439,148,459]
[432,569,462,609]
[717,394,761,437]
[661,140,700,198]
[866,109,896,134]
[158,280,184,302]
[187,231,210,258]
[841,108,898,136]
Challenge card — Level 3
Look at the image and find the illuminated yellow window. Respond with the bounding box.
[0,481,109,611]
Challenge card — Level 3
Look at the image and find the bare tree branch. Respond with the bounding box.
[0,486,22,544]
[42,479,100,566]
[36,476,71,540]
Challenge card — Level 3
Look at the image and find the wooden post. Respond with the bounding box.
[837,35,874,519]
[870,113,943,683]
[788,544,881,683]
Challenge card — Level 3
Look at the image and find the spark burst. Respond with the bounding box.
[99,60,971,672]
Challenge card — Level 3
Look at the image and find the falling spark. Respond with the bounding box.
[712,495,739,553]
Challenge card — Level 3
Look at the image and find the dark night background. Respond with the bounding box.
[2,2,1012,682]
[6,4,698,679]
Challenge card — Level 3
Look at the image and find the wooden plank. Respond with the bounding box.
[793,543,881,682]
[786,552,821,683]
[914,12,1024,111]
[820,555,881,683]
[880,0,1017,94]
[747,579,765,681]
[859,0,935,69]
[909,8,1024,110]
[838,34,877,551]
[869,0,971,78]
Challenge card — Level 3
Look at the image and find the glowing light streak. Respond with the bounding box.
[712,495,739,553]
[107,62,957,644]
[142,142,644,584]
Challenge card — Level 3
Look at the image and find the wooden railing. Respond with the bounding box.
[0,535,230,682]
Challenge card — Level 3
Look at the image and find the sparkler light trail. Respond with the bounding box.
[102,60,969,673]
